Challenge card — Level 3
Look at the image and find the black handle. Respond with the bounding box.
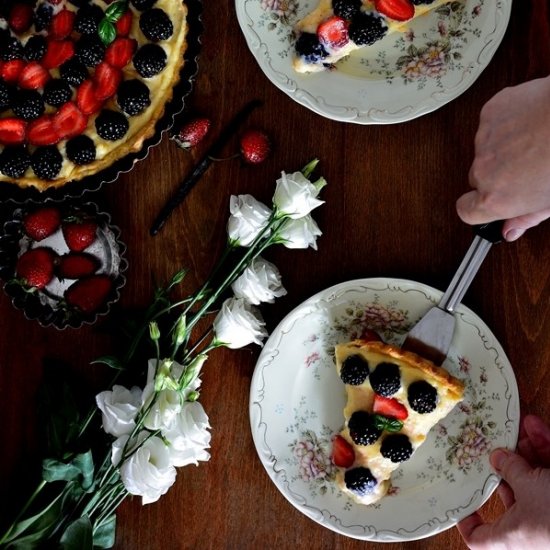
[473,220,505,243]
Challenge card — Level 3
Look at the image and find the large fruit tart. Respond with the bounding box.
[0,0,188,191]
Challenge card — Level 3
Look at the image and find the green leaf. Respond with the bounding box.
[91,355,124,370]
[60,517,93,550]
[93,515,116,549]
[168,269,188,289]
[98,19,117,45]
[104,1,127,22]
[42,451,95,491]
[372,414,403,433]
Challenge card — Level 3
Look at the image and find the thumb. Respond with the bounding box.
[491,448,532,491]
[456,190,501,226]
[502,209,550,241]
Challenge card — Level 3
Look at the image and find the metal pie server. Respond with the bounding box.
[402,220,504,365]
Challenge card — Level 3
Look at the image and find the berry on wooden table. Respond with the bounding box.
[239,129,271,164]
[172,117,211,150]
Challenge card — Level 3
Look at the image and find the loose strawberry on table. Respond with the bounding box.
[239,129,271,164]
[172,117,211,150]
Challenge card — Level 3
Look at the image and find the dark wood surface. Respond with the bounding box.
[1,1,549,549]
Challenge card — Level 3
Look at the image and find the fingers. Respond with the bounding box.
[455,190,502,226]
[457,512,493,547]
[496,480,515,509]
[502,209,550,241]
[490,448,532,491]
[523,415,550,465]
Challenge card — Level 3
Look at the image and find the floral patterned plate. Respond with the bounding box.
[250,278,520,541]
[236,0,512,124]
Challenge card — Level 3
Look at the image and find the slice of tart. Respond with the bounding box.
[333,338,464,505]
[0,0,188,191]
[293,0,452,73]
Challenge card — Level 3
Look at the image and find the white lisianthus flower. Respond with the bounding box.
[213,297,268,349]
[231,257,287,305]
[113,434,176,505]
[273,171,325,219]
[95,385,142,438]
[227,194,272,246]
[164,401,211,467]
[277,215,323,250]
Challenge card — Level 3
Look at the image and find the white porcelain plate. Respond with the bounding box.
[236,0,512,124]
[250,278,520,541]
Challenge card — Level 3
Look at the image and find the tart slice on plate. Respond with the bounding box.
[293,0,452,73]
[333,338,464,505]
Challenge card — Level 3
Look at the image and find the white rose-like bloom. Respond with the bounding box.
[227,194,272,246]
[213,297,268,349]
[273,171,324,219]
[277,215,323,250]
[164,401,211,467]
[95,385,142,438]
[231,257,287,305]
[113,434,176,505]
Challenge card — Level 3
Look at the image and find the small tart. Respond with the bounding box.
[334,339,464,505]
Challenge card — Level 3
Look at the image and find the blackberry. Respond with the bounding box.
[95,109,129,141]
[117,79,151,116]
[349,12,388,46]
[1,36,23,61]
[60,58,89,87]
[34,3,53,32]
[380,434,413,463]
[294,32,328,64]
[75,4,104,35]
[43,79,73,107]
[340,354,370,386]
[131,0,157,10]
[369,362,401,397]
[31,146,63,180]
[12,90,44,121]
[133,44,167,78]
[24,35,47,61]
[333,0,362,20]
[348,411,381,446]
[66,135,96,165]
[407,381,437,414]
[0,146,30,178]
[76,35,105,67]
[344,467,377,497]
[139,8,173,42]
[0,81,11,111]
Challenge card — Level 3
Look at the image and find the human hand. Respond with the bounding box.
[456,76,550,241]
[457,414,550,549]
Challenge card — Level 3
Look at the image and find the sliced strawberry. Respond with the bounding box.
[53,102,88,140]
[9,3,34,33]
[317,16,349,50]
[374,0,415,22]
[115,10,132,37]
[1,59,25,83]
[49,9,75,40]
[332,435,355,468]
[93,62,121,101]
[42,40,75,70]
[105,38,137,69]
[76,80,104,115]
[27,116,60,146]
[18,62,50,90]
[373,395,409,421]
[0,118,26,145]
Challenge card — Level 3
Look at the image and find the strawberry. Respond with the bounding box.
[42,40,75,70]
[373,395,409,421]
[1,59,25,83]
[9,3,34,33]
[105,38,137,69]
[0,118,26,145]
[374,0,415,22]
[172,117,211,150]
[49,9,75,40]
[360,328,382,342]
[93,62,122,101]
[317,16,350,49]
[27,116,60,146]
[57,252,100,279]
[62,220,98,251]
[64,275,113,313]
[16,248,56,289]
[331,435,355,468]
[76,80,104,115]
[239,129,271,164]
[116,10,132,37]
[53,102,88,140]
[23,207,62,241]
[18,62,50,90]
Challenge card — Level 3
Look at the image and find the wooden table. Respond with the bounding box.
[1,1,549,549]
